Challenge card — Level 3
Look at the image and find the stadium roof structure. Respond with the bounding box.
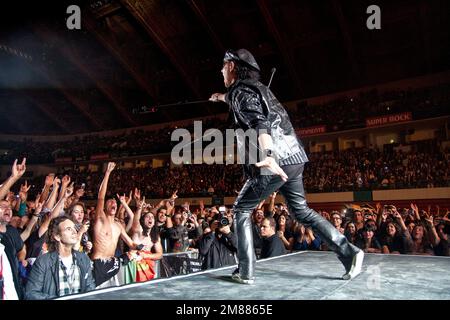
[0,0,449,134]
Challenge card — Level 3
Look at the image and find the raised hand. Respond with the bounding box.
[137,196,146,210]
[11,158,27,179]
[45,173,55,187]
[134,188,141,202]
[117,193,127,204]
[126,190,133,205]
[53,177,61,188]
[61,175,71,187]
[170,190,178,200]
[65,182,74,198]
[20,180,31,193]
[19,181,31,202]
[107,162,116,173]
[375,202,381,212]
[424,212,433,226]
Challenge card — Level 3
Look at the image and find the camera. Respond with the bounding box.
[218,206,229,226]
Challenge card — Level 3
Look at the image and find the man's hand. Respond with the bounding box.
[219,225,231,235]
[126,190,133,205]
[106,162,116,173]
[170,190,178,201]
[209,93,225,102]
[53,177,61,189]
[117,193,127,204]
[255,157,288,182]
[65,183,74,198]
[20,180,31,194]
[61,175,71,188]
[11,158,27,179]
[45,173,55,187]
[134,188,141,202]
[19,181,31,202]
[137,196,146,211]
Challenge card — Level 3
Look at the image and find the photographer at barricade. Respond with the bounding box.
[168,203,201,253]
[198,216,237,270]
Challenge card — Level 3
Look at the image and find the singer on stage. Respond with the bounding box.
[209,49,364,284]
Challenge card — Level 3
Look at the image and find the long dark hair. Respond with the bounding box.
[140,212,159,243]
[47,216,72,252]
[235,61,260,81]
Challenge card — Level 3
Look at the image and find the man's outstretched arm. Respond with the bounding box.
[96,162,116,221]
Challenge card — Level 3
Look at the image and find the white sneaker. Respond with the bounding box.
[231,273,255,285]
[342,250,364,280]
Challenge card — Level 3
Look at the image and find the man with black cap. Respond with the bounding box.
[210,49,364,284]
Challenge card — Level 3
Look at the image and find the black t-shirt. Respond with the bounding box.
[25,229,46,259]
[260,234,287,259]
[252,224,263,249]
[380,233,409,254]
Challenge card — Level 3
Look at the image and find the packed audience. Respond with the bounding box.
[304,141,450,192]
[19,139,450,199]
[1,158,449,300]
[295,83,450,131]
[1,84,449,165]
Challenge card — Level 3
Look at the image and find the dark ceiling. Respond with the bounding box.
[0,0,449,135]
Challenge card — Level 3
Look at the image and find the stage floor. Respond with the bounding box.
[64,251,450,300]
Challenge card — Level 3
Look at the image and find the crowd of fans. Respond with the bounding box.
[294,83,450,131]
[1,84,449,165]
[18,139,450,199]
[0,158,449,300]
[304,141,450,192]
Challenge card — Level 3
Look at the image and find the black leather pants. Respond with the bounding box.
[233,163,360,279]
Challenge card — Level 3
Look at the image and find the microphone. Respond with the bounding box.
[268,67,276,88]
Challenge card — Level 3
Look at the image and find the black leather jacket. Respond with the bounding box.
[225,78,308,176]
[25,250,95,300]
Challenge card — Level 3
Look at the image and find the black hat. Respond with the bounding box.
[223,49,260,72]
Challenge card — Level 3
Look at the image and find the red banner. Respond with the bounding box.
[297,125,326,137]
[90,154,109,160]
[366,112,412,127]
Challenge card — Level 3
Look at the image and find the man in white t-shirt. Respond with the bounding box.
[0,242,19,300]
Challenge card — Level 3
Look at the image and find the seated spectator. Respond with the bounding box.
[330,211,345,234]
[25,216,95,299]
[344,222,358,244]
[198,219,237,270]
[260,217,286,259]
[352,210,365,231]
[275,214,293,250]
[290,222,321,252]
[407,223,434,255]
[355,224,382,253]
[434,222,449,256]
[380,210,411,254]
